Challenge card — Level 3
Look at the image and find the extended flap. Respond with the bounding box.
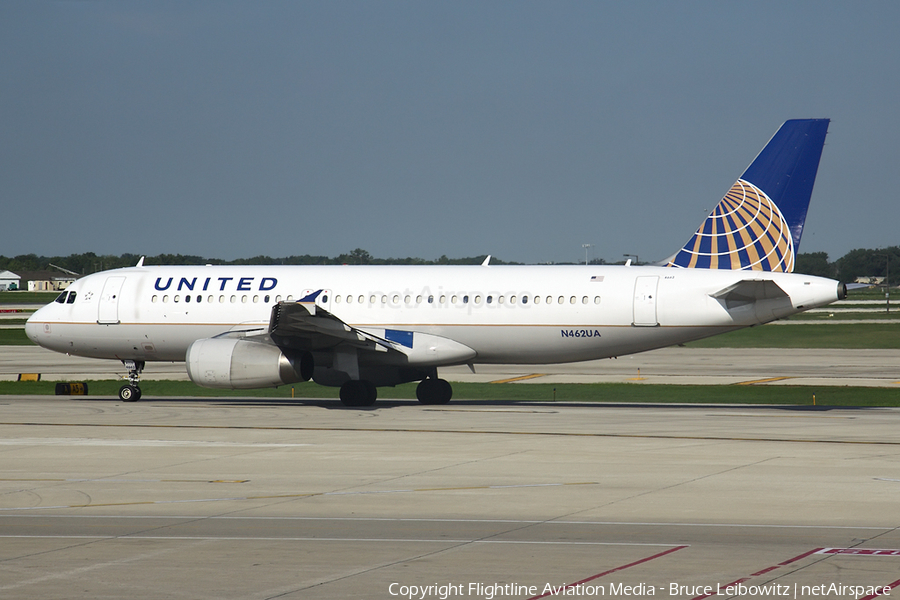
[268,301,383,352]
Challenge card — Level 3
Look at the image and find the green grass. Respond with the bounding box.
[2,379,898,407]
[0,329,32,345]
[0,291,58,304]
[847,288,889,300]
[788,311,900,320]
[685,322,900,349]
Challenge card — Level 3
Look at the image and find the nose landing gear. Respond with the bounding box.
[119,359,145,402]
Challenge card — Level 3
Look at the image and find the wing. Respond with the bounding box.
[268,299,397,353]
[266,296,476,367]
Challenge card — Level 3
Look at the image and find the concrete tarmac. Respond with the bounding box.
[3,345,900,387]
[1,396,899,599]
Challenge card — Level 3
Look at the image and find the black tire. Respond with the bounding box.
[435,378,452,403]
[362,380,377,406]
[119,385,140,402]
[416,378,452,405]
[340,380,376,407]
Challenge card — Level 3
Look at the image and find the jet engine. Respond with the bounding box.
[185,337,313,389]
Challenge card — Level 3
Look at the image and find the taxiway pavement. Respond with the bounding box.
[2,345,900,387]
[1,397,899,599]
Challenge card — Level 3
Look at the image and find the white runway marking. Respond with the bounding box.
[1,514,891,530]
[0,534,684,546]
[0,437,312,447]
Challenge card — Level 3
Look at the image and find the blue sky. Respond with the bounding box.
[2,2,897,264]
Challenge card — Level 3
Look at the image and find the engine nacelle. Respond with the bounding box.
[186,338,312,389]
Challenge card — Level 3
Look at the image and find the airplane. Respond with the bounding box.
[25,119,845,407]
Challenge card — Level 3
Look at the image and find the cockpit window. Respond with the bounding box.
[55,292,67,304]
[66,291,77,304]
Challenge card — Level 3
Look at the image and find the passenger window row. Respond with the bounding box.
[333,294,602,306]
[152,294,277,304]
[149,293,602,306]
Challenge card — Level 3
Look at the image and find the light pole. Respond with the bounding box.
[582,244,594,266]
[877,252,890,313]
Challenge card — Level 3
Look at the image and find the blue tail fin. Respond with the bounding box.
[666,119,829,272]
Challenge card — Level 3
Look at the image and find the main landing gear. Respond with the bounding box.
[339,380,377,407]
[338,376,453,407]
[119,359,145,402]
[416,377,452,405]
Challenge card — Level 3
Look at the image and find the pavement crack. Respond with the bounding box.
[557,455,780,522]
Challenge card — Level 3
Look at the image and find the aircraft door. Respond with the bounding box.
[98,276,126,324]
[632,276,659,327]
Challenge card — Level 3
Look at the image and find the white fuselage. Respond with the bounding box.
[26,264,842,366]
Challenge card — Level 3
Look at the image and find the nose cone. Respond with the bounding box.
[25,305,50,347]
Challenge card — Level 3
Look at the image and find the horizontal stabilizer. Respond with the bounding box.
[711,279,788,310]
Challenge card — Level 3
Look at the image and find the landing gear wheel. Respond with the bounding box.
[363,380,377,405]
[119,384,141,402]
[120,359,145,402]
[339,380,377,407]
[416,378,452,405]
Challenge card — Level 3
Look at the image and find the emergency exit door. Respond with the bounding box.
[632,276,659,327]
[97,276,125,324]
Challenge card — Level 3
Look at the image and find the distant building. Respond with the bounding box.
[0,270,21,291]
[13,271,77,292]
[855,276,885,285]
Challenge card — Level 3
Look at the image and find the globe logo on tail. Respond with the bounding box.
[666,179,794,272]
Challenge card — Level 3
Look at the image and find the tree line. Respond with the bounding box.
[1,247,898,284]
[794,247,900,284]
[0,249,520,275]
